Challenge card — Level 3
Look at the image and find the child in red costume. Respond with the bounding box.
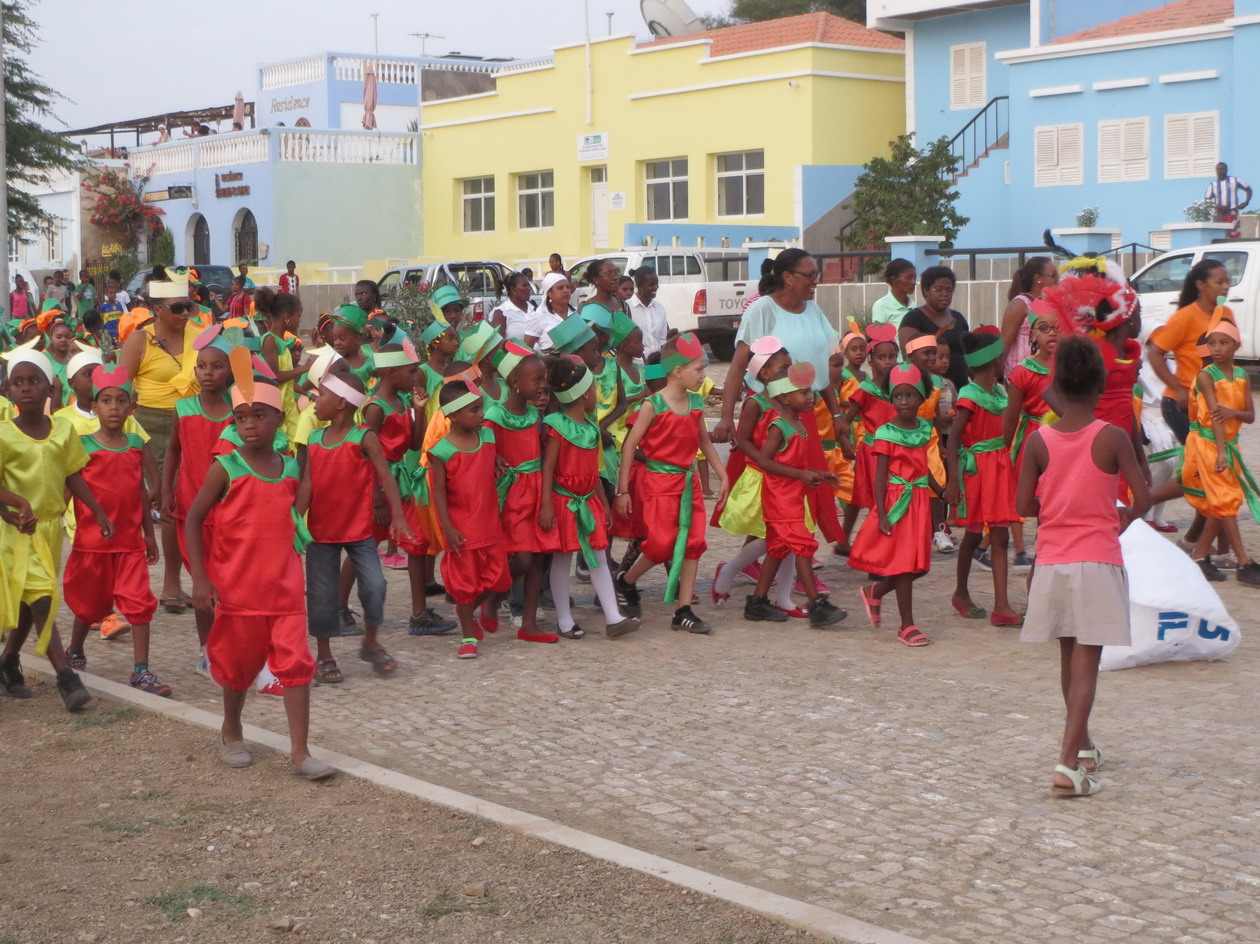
[850,365,943,647]
[837,324,899,514]
[186,349,334,780]
[64,366,167,695]
[540,354,639,640]
[483,342,558,644]
[163,328,235,665]
[744,363,847,629]
[945,329,1022,627]
[297,372,410,683]
[614,333,728,634]
[430,381,514,660]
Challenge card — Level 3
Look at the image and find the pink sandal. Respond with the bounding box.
[860,584,881,626]
[898,625,931,647]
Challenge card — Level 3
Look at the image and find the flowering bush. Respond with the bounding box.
[82,165,165,253]
[1184,198,1215,223]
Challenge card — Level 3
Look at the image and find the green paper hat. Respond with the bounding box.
[547,315,596,354]
[431,285,468,312]
[421,320,450,345]
[457,321,500,364]
[581,302,615,334]
[609,310,638,348]
[331,304,368,334]
[41,298,65,313]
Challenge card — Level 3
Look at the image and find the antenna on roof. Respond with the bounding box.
[408,32,446,56]
[640,0,704,38]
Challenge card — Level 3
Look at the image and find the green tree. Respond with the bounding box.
[4,0,82,238]
[153,227,175,266]
[701,0,866,29]
[841,134,969,268]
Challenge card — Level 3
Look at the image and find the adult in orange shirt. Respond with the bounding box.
[1145,259,1230,444]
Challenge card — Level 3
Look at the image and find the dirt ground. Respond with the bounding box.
[0,686,804,944]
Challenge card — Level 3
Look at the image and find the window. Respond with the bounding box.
[462,177,495,233]
[1131,253,1191,294]
[1211,250,1249,287]
[517,171,554,230]
[1033,124,1083,187]
[716,151,764,216]
[950,42,986,110]
[645,159,688,221]
[1165,111,1218,179]
[1098,118,1149,183]
[43,219,62,262]
[7,235,19,264]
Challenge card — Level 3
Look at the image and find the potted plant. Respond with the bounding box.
[1162,200,1234,249]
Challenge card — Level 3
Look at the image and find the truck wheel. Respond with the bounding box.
[706,333,736,364]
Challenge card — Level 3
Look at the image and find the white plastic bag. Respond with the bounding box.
[1101,519,1241,670]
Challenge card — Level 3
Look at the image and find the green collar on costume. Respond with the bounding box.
[958,381,1008,415]
[1020,356,1049,376]
[771,416,807,445]
[483,401,539,430]
[858,378,890,400]
[543,411,598,448]
[873,417,932,448]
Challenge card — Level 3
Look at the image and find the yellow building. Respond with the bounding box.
[420,13,905,266]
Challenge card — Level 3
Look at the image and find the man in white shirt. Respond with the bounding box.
[627,268,669,357]
[1206,162,1252,223]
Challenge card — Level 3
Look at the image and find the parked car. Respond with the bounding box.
[377,260,538,324]
[1131,242,1255,355]
[126,264,236,301]
[568,250,750,361]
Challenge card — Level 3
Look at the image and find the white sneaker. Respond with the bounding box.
[194,648,212,679]
[933,529,956,554]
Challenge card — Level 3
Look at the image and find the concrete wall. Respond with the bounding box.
[814,278,1007,330]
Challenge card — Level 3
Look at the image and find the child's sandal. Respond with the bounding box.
[897,625,931,647]
[1051,763,1101,797]
[315,659,344,684]
[359,646,397,676]
[860,584,881,627]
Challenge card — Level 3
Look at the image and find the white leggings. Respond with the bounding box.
[713,538,796,608]
[550,552,624,632]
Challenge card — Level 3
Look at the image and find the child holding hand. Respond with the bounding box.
[849,365,943,646]
[1017,334,1150,797]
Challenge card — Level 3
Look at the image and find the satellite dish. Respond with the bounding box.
[641,0,704,38]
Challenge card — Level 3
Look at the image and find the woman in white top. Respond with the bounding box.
[491,272,536,341]
[524,272,574,352]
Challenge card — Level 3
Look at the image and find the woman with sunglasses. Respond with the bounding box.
[117,269,205,613]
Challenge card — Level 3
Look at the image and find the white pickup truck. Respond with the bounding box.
[1131,242,1257,356]
[569,249,750,360]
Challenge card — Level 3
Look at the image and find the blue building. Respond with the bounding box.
[123,52,504,281]
[869,0,1249,248]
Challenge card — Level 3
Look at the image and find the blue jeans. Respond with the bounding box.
[306,538,385,638]
[1161,396,1191,445]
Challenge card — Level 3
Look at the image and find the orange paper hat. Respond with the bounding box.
[228,345,283,411]
[905,333,936,355]
[1207,301,1241,343]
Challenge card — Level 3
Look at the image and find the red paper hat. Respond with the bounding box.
[787,361,816,389]
[866,323,898,345]
[676,332,704,360]
[888,364,925,393]
[974,324,1001,337]
[90,364,132,397]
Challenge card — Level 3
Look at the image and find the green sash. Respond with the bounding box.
[871,419,933,524]
[1193,423,1260,521]
[553,483,601,570]
[497,457,541,510]
[886,474,930,525]
[956,437,1006,518]
[644,458,695,603]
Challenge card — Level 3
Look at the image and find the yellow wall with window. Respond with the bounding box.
[419,32,905,267]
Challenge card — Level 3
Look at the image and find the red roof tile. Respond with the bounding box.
[638,11,904,57]
[1050,0,1232,46]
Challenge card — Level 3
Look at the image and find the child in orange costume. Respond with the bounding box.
[186,350,334,780]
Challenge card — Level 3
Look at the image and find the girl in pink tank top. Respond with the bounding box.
[1016,336,1150,798]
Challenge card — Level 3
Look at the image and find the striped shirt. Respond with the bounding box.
[1206,176,1250,212]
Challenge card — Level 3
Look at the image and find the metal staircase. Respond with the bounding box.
[945,96,1009,183]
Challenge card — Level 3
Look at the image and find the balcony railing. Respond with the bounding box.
[331,56,418,85]
[260,56,327,90]
[129,128,420,178]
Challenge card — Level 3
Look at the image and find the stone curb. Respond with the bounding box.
[32,664,930,944]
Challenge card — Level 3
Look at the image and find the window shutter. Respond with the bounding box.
[1058,124,1083,185]
[1121,119,1148,181]
[1098,121,1122,183]
[1035,126,1058,187]
[1165,115,1190,178]
[1190,113,1218,176]
[967,44,985,108]
[950,46,967,109]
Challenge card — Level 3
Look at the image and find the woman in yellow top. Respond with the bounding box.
[116,270,204,611]
[1178,314,1260,585]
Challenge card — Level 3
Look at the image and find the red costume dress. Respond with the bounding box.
[172,395,232,568]
[63,433,158,626]
[484,402,545,554]
[204,452,314,691]
[715,394,777,538]
[1095,338,1141,435]
[849,380,898,509]
[365,393,430,556]
[848,419,934,577]
[955,382,1017,527]
[612,403,648,539]
[637,393,708,578]
[761,417,821,560]
[542,413,609,560]
[430,428,512,605]
[1007,358,1054,475]
[305,426,375,544]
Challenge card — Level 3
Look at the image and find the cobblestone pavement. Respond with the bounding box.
[61,441,1260,944]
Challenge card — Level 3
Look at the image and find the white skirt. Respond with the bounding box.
[1021,561,1130,646]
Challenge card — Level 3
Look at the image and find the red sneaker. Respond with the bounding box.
[517,629,559,643]
[775,605,808,619]
[456,639,479,659]
[740,561,762,582]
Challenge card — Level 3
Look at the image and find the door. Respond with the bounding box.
[589,166,609,250]
[191,215,211,266]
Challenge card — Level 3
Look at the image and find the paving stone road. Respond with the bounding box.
[58,431,1260,944]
